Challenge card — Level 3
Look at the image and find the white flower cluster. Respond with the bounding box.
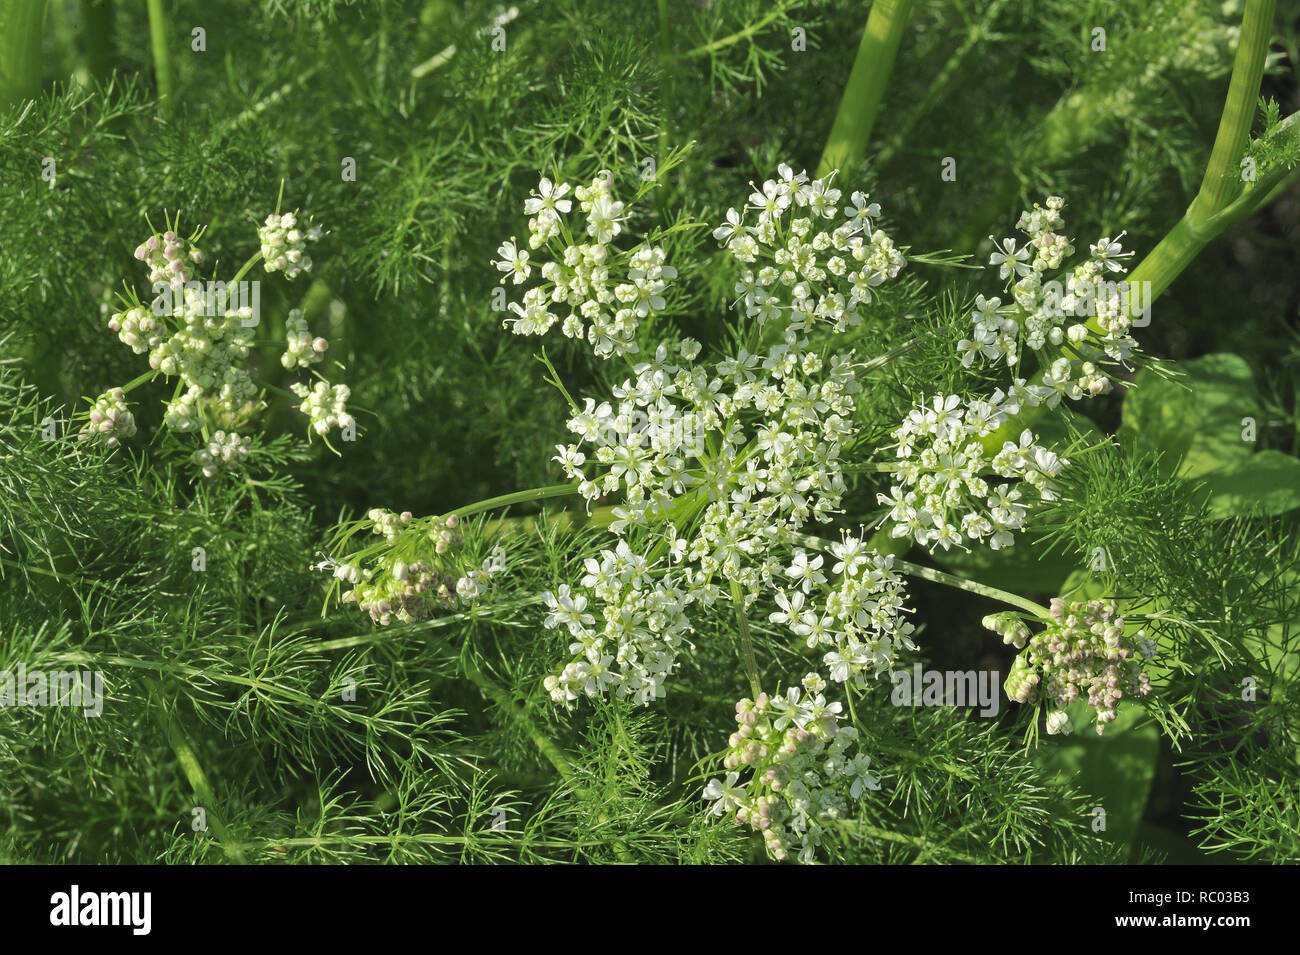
[259,211,321,279]
[880,389,1066,552]
[194,430,251,478]
[555,341,861,591]
[541,540,694,706]
[282,309,329,369]
[78,388,137,448]
[291,379,355,437]
[715,164,905,334]
[703,674,880,863]
[133,228,204,290]
[960,197,1140,400]
[769,535,917,688]
[492,174,677,358]
[538,165,911,704]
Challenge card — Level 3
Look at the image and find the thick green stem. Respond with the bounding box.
[817,0,915,178]
[0,0,47,107]
[1121,0,1276,305]
[146,0,173,116]
[729,579,762,698]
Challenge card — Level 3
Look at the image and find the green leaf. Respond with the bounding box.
[1036,702,1160,858]
[1196,450,1300,518]
[1119,353,1260,479]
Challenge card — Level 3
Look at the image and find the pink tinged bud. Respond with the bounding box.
[312,337,328,353]
[163,231,176,242]
[146,235,160,250]
[445,514,459,528]
[134,245,147,260]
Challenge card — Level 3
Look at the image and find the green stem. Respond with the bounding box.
[797,533,1051,617]
[145,0,173,116]
[230,250,264,285]
[816,0,916,177]
[148,678,247,863]
[729,579,762,698]
[461,656,581,792]
[446,482,582,522]
[1195,0,1276,216]
[0,0,47,108]
[1121,0,1276,305]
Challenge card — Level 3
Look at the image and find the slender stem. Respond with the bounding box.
[817,0,916,177]
[119,367,161,395]
[461,656,581,792]
[446,482,582,522]
[230,250,264,285]
[730,579,763,699]
[680,0,800,59]
[148,678,247,863]
[146,0,173,116]
[796,533,1051,617]
[892,557,1051,617]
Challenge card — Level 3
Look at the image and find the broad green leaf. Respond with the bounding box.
[1196,449,1300,518]
[1037,702,1160,858]
[1119,353,1260,479]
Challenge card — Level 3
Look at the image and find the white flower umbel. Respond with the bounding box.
[259,210,321,280]
[703,677,881,864]
[960,197,1143,398]
[291,379,355,438]
[536,164,911,706]
[193,430,251,478]
[541,540,694,706]
[491,173,676,358]
[880,387,1067,552]
[770,533,917,688]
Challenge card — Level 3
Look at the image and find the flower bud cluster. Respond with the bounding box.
[78,388,137,448]
[703,676,880,863]
[194,430,251,478]
[133,228,205,290]
[259,211,321,279]
[282,309,329,369]
[999,597,1153,734]
[326,511,506,626]
[291,379,355,438]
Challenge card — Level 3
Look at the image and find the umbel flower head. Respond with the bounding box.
[998,597,1153,734]
[95,208,352,474]
[536,162,913,707]
[768,532,917,689]
[703,674,881,864]
[960,196,1143,400]
[880,388,1066,552]
[323,511,508,626]
[492,172,675,358]
[78,388,137,448]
